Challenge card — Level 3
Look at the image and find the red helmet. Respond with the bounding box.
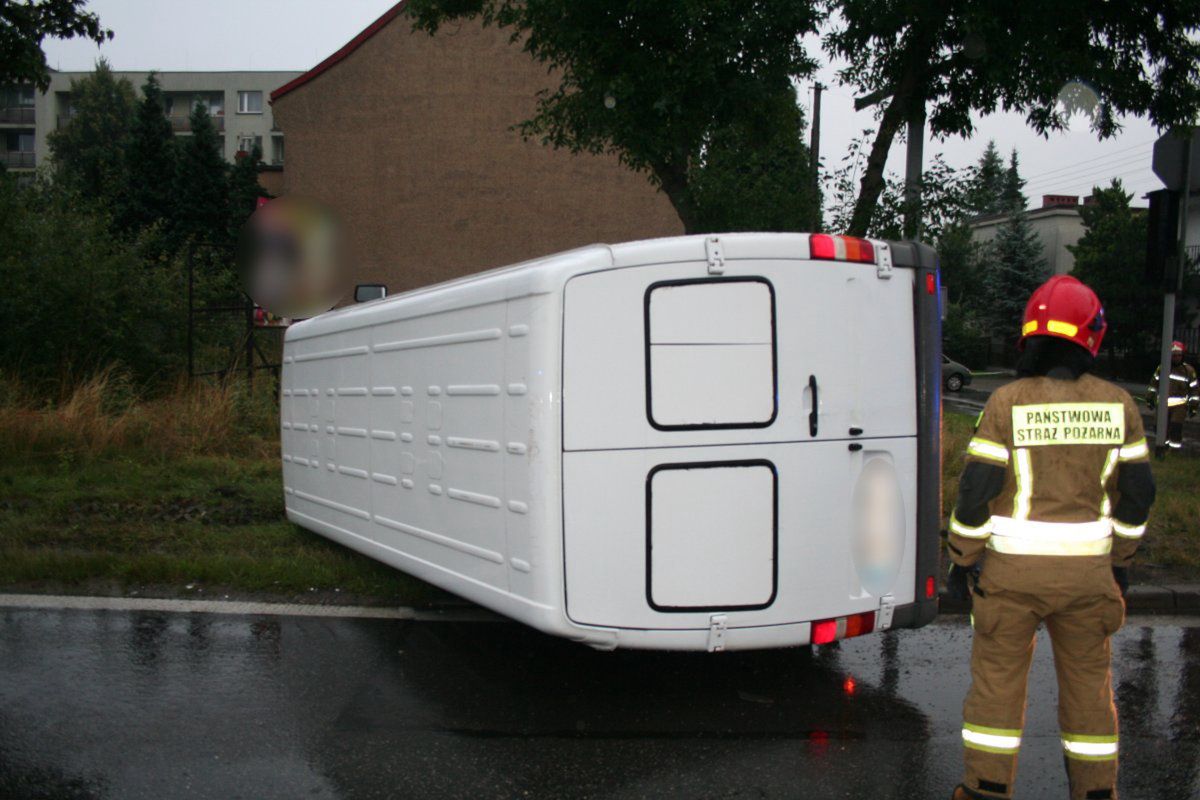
[1172,340,1185,354]
[1020,275,1107,356]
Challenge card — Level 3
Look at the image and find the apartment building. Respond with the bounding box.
[0,70,300,180]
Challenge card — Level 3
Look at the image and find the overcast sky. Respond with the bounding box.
[43,0,1170,207]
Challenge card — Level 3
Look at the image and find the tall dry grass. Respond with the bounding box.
[0,368,278,461]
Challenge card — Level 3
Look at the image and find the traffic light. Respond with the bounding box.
[1145,189,1180,288]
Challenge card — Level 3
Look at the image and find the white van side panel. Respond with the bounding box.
[282,291,566,627]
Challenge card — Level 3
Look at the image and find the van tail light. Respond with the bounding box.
[810,234,876,264]
[811,611,877,645]
[926,272,937,295]
[811,619,839,645]
[926,575,937,599]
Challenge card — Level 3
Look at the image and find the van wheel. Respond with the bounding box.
[946,374,964,392]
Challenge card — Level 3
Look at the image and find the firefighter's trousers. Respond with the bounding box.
[1166,406,1187,449]
[962,586,1125,799]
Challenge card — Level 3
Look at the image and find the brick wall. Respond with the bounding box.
[272,12,683,296]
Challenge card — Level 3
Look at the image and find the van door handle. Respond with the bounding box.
[808,374,819,437]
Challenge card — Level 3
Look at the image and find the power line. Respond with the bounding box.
[1022,147,1157,187]
[1023,155,1157,193]
[1024,166,1161,201]
[1018,139,1154,182]
[1025,162,1156,193]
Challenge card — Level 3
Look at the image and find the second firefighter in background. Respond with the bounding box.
[1146,340,1198,450]
[946,276,1156,800]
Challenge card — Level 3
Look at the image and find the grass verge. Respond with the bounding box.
[0,374,1196,604]
[0,373,452,605]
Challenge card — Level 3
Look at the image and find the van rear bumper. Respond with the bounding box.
[560,598,940,652]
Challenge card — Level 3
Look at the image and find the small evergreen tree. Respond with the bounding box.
[172,101,229,251]
[46,58,135,209]
[982,208,1049,341]
[123,72,177,233]
[937,221,984,305]
[227,142,267,240]
[1000,149,1027,212]
[1069,180,1158,374]
[963,141,1006,217]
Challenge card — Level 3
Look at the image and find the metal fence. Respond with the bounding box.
[1,151,34,169]
[186,244,283,387]
[0,106,34,124]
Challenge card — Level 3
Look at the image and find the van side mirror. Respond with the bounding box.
[354,284,387,303]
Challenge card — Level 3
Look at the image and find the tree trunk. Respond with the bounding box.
[845,30,933,238]
[651,161,702,235]
[845,92,910,238]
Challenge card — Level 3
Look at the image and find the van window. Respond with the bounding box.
[645,278,776,429]
[647,460,777,610]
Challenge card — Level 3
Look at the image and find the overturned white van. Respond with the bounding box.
[281,233,942,650]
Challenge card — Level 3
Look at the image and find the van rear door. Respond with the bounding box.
[561,235,920,632]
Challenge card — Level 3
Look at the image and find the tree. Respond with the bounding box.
[685,85,818,233]
[826,0,1200,236]
[0,173,183,386]
[227,142,266,239]
[46,59,135,208]
[962,141,1005,217]
[825,130,969,241]
[172,101,228,250]
[123,72,177,233]
[982,209,1049,340]
[1000,149,1026,212]
[0,0,111,90]
[406,0,821,234]
[937,221,983,305]
[1068,179,1158,374]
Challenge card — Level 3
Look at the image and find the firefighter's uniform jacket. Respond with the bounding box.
[948,373,1156,800]
[1146,362,1198,447]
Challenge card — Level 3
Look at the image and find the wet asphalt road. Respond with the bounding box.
[1,610,1197,800]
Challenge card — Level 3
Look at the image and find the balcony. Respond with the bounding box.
[0,106,35,124]
[1,151,35,169]
[55,111,226,133]
[168,113,225,133]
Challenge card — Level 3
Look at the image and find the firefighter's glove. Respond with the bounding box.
[947,564,977,602]
[1112,566,1129,598]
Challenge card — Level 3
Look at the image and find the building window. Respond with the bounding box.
[5,131,34,152]
[237,90,263,114]
[197,92,224,116]
[271,135,284,166]
[1,87,35,124]
[237,134,263,156]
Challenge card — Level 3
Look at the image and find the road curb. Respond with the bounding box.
[938,584,1200,615]
[0,593,501,621]
[3,590,1194,622]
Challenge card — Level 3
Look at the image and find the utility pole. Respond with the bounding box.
[903,107,926,241]
[810,82,823,231]
[1154,131,1194,458]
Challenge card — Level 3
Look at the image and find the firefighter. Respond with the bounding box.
[1145,341,1198,450]
[946,275,1157,800]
